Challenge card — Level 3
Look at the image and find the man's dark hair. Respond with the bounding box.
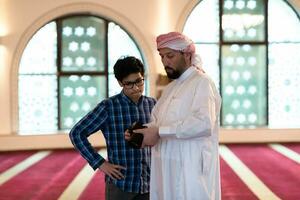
[113,56,145,81]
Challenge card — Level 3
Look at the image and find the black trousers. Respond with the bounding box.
[105,183,149,200]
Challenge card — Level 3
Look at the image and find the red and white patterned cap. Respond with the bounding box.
[156,32,203,70]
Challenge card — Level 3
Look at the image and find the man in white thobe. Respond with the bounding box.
[133,32,222,200]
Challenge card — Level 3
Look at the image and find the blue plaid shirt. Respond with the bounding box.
[69,91,156,193]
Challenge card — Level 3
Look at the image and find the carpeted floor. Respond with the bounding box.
[0,143,299,200]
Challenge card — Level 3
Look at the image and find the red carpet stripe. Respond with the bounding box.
[32,152,87,200]
[227,144,300,200]
[0,151,36,173]
[283,143,300,154]
[0,150,86,200]
[78,171,106,200]
[220,157,258,200]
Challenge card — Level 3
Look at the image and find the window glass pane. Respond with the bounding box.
[183,0,219,43]
[222,0,265,42]
[107,22,144,96]
[195,44,220,89]
[268,43,300,128]
[183,1,220,91]
[61,16,106,72]
[268,0,300,42]
[18,75,58,134]
[19,22,57,74]
[108,74,122,97]
[221,44,267,127]
[59,75,106,130]
[108,22,143,74]
[183,0,300,129]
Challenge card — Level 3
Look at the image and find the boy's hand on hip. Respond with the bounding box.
[99,161,126,180]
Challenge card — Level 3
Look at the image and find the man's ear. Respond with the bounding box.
[183,52,192,66]
[118,80,123,87]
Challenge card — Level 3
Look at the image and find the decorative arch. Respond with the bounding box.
[175,0,200,32]
[11,2,155,133]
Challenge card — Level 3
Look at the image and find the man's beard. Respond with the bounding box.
[165,67,181,79]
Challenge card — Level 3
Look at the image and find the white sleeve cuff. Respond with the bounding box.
[159,126,176,138]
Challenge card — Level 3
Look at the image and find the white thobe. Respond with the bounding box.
[149,67,221,200]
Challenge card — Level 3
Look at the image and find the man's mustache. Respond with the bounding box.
[164,66,173,71]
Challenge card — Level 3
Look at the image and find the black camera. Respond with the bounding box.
[127,122,147,149]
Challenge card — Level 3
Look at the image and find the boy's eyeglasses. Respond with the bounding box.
[122,78,144,89]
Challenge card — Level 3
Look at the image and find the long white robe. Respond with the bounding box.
[149,67,221,200]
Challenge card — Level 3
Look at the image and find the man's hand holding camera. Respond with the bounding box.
[136,126,160,147]
[125,126,160,148]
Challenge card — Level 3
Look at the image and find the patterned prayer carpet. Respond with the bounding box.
[0,143,299,200]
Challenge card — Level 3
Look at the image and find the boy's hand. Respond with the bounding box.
[124,130,131,141]
[99,161,126,180]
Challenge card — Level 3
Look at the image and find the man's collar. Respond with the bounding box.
[177,66,195,83]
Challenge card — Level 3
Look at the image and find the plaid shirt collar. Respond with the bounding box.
[120,90,145,105]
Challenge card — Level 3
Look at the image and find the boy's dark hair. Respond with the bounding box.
[113,56,145,81]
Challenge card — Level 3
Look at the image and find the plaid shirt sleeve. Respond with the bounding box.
[69,101,108,170]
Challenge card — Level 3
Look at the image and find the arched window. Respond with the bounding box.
[18,15,145,134]
[183,0,300,128]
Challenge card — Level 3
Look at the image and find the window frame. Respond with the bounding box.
[17,14,146,133]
